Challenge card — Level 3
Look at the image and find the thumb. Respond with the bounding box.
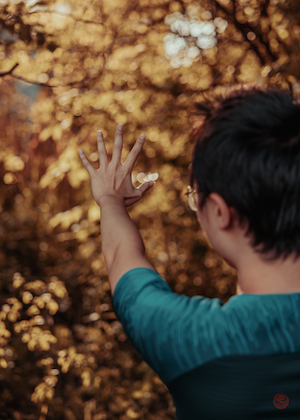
[137,180,155,196]
[124,181,155,207]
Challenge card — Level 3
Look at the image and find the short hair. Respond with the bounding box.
[190,84,300,261]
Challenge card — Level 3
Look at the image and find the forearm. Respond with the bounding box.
[79,127,155,295]
[100,196,145,276]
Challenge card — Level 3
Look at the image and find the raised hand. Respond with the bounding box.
[79,124,154,207]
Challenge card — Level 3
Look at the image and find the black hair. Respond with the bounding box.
[190,84,300,261]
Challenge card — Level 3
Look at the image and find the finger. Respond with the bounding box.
[110,124,123,166]
[137,180,155,196]
[124,196,140,207]
[97,130,108,166]
[125,134,145,170]
[79,149,95,177]
[124,181,155,207]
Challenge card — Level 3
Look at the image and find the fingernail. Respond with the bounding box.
[97,130,102,138]
[140,134,145,140]
[79,149,84,156]
[118,124,123,131]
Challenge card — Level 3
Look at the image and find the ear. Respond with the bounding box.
[208,193,234,230]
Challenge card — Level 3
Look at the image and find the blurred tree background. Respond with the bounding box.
[0,0,300,418]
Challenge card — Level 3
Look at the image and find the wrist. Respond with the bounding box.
[97,194,125,208]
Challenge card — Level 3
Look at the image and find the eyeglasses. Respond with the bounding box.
[186,185,198,212]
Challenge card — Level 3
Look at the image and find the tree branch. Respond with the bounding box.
[0,62,100,88]
[22,10,103,26]
[214,0,278,65]
[0,63,19,76]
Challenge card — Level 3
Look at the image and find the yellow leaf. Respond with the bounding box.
[7,312,18,323]
[0,358,8,368]
[67,167,89,188]
[39,127,53,142]
[28,340,37,351]
[27,305,40,316]
[53,124,63,141]
[40,341,51,351]
[46,300,59,315]
[126,408,140,419]
[24,280,46,292]
[4,155,25,172]
[88,203,100,222]
[22,333,30,343]
[81,370,91,387]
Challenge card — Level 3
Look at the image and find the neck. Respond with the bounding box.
[235,251,300,295]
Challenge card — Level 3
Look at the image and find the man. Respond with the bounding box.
[79,84,300,419]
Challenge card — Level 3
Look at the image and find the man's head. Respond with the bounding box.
[190,84,300,263]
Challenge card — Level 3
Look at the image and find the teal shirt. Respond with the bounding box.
[112,267,300,419]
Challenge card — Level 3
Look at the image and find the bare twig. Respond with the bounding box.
[11,73,92,88]
[22,10,103,26]
[0,63,19,76]
[261,0,271,17]
[214,0,277,65]
[0,62,96,88]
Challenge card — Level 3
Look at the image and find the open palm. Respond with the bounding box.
[79,124,154,207]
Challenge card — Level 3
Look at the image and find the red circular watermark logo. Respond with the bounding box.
[273,393,289,409]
